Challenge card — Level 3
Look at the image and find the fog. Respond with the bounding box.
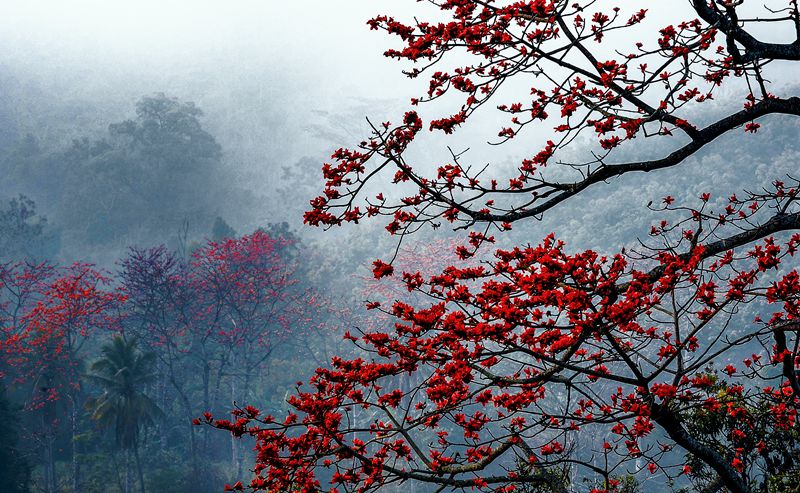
[1,2,799,493]
[1,1,794,252]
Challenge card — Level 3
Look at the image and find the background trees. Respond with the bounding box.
[0,221,361,492]
[0,93,247,263]
[0,61,400,493]
[85,336,162,493]
[0,384,31,493]
[60,93,226,250]
[210,2,800,493]
[0,195,59,261]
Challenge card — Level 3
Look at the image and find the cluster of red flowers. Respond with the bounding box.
[298,0,778,239]
[208,182,800,491]
[0,263,123,408]
[212,1,800,492]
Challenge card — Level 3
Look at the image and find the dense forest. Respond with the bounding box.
[3,1,800,493]
[0,86,466,492]
[0,92,361,492]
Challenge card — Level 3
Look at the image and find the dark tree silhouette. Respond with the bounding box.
[86,336,162,493]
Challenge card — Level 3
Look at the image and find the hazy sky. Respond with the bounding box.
[3,1,795,104]
[0,1,417,99]
[2,1,797,213]
[0,2,703,97]
[2,0,799,254]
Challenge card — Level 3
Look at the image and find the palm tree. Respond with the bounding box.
[85,336,162,493]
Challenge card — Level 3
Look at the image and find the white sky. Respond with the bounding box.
[0,1,695,96]
[0,0,418,99]
[3,1,793,93]
[1,1,797,171]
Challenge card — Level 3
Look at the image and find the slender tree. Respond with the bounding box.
[86,336,162,493]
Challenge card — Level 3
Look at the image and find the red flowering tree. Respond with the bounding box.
[0,261,121,411]
[0,262,54,382]
[0,262,122,492]
[118,245,207,476]
[210,2,800,493]
[360,239,466,305]
[190,231,308,405]
[191,231,325,475]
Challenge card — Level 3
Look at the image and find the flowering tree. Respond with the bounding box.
[0,262,54,382]
[190,231,304,394]
[118,245,205,474]
[359,239,466,305]
[0,261,121,415]
[190,231,315,475]
[0,262,122,493]
[211,2,800,493]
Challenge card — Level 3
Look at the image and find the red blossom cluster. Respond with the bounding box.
[302,0,797,237]
[212,1,800,492]
[0,263,123,408]
[209,180,800,492]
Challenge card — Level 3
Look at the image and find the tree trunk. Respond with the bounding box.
[202,361,211,459]
[42,410,57,493]
[125,449,133,493]
[157,359,168,452]
[230,377,238,475]
[236,369,252,479]
[169,373,201,487]
[110,449,125,493]
[71,393,82,493]
[44,438,56,493]
[134,442,146,493]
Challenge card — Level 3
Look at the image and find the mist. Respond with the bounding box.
[1,2,799,493]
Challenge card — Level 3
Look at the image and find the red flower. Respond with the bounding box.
[372,259,394,279]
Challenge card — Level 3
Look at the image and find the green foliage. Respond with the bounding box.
[0,194,59,260]
[681,372,800,492]
[111,94,222,165]
[211,216,236,241]
[61,94,225,248]
[0,385,31,493]
[608,475,641,493]
[511,457,570,493]
[0,93,242,260]
[85,336,162,449]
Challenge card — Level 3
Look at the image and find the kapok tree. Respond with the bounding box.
[0,262,121,409]
[209,2,800,493]
[0,262,122,493]
[190,231,310,405]
[192,231,321,476]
